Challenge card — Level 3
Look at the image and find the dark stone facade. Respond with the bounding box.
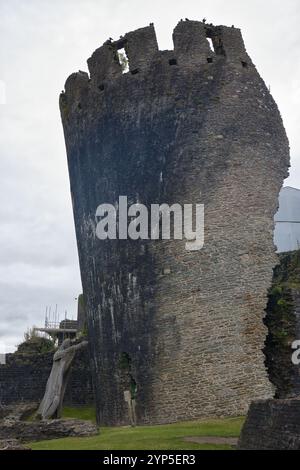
[0,349,94,406]
[238,398,300,449]
[264,250,300,398]
[60,20,290,425]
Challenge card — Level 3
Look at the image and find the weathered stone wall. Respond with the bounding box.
[238,399,300,449]
[60,20,289,425]
[264,250,300,398]
[0,417,98,443]
[0,349,94,406]
[77,293,87,332]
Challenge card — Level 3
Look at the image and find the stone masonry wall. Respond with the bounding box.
[60,20,290,425]
[264,250,300,398]
[238,399,300,449]
[0,349,94,406]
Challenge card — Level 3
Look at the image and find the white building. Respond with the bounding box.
[274,186,300,253]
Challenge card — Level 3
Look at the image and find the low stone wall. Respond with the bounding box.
[0,349,94,406]
[0,418,98,442]
[238,399,300,449]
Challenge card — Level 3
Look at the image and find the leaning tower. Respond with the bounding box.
[60,20,289,425]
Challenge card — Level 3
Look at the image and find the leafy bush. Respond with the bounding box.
[17,329,55,355]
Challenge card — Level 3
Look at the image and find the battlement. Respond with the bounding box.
[119,24,159,73]
[63,20,252,96]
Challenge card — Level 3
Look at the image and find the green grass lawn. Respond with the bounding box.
[29,406,244,450]
[62,405,97,423]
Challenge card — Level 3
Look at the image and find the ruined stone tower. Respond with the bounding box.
[60,20,290,425]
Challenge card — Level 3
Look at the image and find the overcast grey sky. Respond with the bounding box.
[0,0,299,352]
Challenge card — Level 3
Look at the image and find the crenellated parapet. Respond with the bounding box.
[87,44,122,85]
[121,24,159,73]
[62,20,254,98]
[64,71,89,99]
[207,24,251,64]
[173,20,213,65]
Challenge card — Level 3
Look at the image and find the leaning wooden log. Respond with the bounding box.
[37,339,88,420]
